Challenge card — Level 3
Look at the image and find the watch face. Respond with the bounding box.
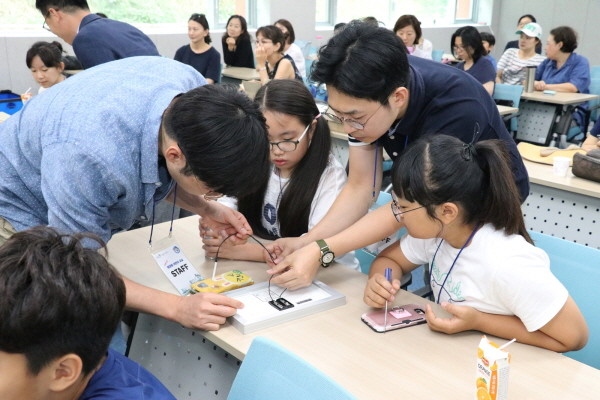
[322,252,335,264]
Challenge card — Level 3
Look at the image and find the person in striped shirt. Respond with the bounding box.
[496,22,545,85]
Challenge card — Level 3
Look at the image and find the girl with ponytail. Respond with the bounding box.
[201,79,358,269]
[362,134,587,351]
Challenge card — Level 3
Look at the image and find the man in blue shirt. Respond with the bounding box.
[38,0,160,69]
[265,22,529,289]
[0,56,270,331]
[0,227,176,399]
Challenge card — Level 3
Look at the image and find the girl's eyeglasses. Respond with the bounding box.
[390,199,424,222]
[269,123,310,152]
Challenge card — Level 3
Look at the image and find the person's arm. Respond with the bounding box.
[267,143,383,261]
[582,132,600,151]
[495,69,504,84]
[237,37,255,68]
[543,82,578,93]
[483,81,495,96]
[269,195,401,290]
[206,49,221,84]
[167,186,252,244]
[254,45,269,84]
[122,276,243,330]
[273,58,295,80]
[425,296,588,352]
[363,240,419,308]
[222,38,235,66]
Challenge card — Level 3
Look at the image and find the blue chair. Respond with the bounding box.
[227,336,355,400]
[529,231,600,369]
[432,49,444,62]
[566,77,600,142]
[493,83,523,134]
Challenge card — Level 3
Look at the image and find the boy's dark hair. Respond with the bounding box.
[479,32,495,46]
[36,0,89,14]
[392,135,531,243]
[162,84,270,198]
[26,41,64,68]
[222,15,250,44]
[393,15,423,44]
[256,25,286,54]
[518,14,537,24]
[274,18,295,44]
[550,26,578,53]
[451,26,486,63]
[189,13,212,44]
[311,21,409,105]
[0,226,125,375]
[238,79,331,239]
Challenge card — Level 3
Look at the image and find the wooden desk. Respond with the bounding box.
[108,217,600,399]
[497,104,518,116]
[517,91,600,146]
[521,91,599,105]
[521,159,600,249]
[221,66,259,81]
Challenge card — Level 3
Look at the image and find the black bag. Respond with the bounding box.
[572,149,600,183]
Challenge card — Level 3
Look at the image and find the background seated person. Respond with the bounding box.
[504,14,542,54]
[480,32,497,70]
[222,15,254,68]
[534,26,590,128]
[255,25,303,85]
[393,14,433,60]
[274,19,306,79]
[174,13,221,84]
[0,227,176,399]
[452,26,496,95]
[496,23,545,85]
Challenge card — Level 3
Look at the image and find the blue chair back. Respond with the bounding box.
[493,83,523,132]
[228,336,355,400]
[432,49,444,62]
[529,231,600,369]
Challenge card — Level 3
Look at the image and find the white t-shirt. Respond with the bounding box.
[497,48,546,85]
[285,43,306,78]
[400,224,568,332]
[219,154,358,269]
[411,38,433,60]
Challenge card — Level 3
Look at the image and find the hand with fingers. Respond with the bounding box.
[424,302,480,334]
[363,273,401,308]
[174,292,243,331]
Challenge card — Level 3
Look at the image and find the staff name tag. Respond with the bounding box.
[151,238,202,296]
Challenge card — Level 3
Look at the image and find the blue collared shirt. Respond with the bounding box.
[0,56,205,243]
[535,52,590,93]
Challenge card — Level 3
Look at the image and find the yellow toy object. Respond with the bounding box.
[191,270,254,294]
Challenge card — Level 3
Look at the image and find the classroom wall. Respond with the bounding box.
[2,0,599,95]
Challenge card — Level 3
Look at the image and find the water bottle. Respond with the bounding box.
[524,66,536,92]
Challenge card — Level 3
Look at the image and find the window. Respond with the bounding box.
[325,0,480,27]
[0,0,257,30]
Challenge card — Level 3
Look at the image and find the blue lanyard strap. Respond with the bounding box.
[431,224,481,303]
[148,183,178,248]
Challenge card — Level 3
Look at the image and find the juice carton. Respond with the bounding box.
[475,336,511,400]
[191,270,253,294]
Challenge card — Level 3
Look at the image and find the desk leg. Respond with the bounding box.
[128,313,241,399]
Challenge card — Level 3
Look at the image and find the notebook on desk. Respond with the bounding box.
[226,280,346,334]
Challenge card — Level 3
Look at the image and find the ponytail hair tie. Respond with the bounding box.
[461,142,476,161]
[314,113,321,120]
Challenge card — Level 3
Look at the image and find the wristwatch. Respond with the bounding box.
[316,239,335,268]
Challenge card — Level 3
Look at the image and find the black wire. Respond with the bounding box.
[213,233,287,302]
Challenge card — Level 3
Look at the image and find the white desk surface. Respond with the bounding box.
[221,66,259,81]
[521,91,599,105]
[524,159,600,199]
[108,217,600,399]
